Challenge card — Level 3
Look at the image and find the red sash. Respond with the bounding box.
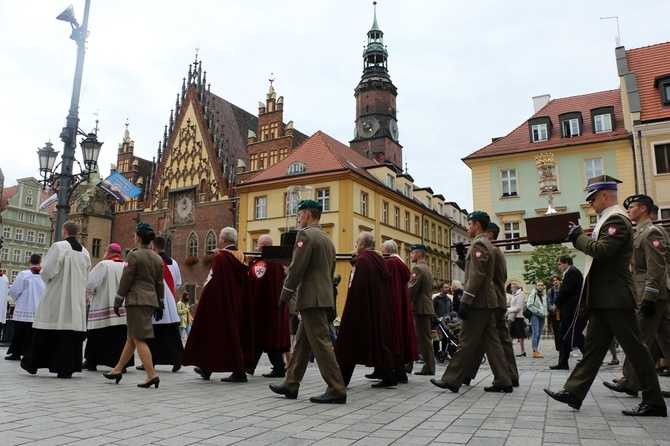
[163,261,175,298]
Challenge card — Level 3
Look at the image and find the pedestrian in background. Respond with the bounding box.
[547,275,562,352]
[177,292,192,340]
[506,282,527,357]
[527,281,548,358]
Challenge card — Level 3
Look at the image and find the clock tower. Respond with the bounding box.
[350,2,402,170]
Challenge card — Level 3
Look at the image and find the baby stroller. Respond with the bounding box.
[434,315,459,363]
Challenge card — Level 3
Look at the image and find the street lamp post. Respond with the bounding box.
[37,0,102,241]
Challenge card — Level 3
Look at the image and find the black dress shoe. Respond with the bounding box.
[172,364,181,373]
[512,379,519,388]
[136,364,145,371]
[57,373,72,379]
[245,367,255,375]
[5,354,20,361]
[365,373,382,380]
[396,375,409,384]
[20,360,37,375]
[430,378,459,392]
[543,388,581,410]
[463,377,471,386]
[663,391,670,398]
[262,369,286,378]
[309,393,346,404]
[221,372,248,383]
[269,383,298,399]
[371,380,398,388]
[484,385,513,393]
[81,360,96,371]
[603,381,638,397]
[194,367,211,380]
[414,371,434,376]
[549,364,569,370]
[621,403,667,417]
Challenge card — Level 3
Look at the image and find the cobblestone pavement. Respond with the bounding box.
[0,339,669,445]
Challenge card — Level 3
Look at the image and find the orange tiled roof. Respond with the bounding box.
[0,186,17,213]
[625,42,670,123]
[464,89,629,160]
[240,130,380,185]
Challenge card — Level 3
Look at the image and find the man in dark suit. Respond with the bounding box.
[269,200,347,404]
[544,175,666,417]
[549,255,584,370]
[605,194,670,396]
[430,211,513,393]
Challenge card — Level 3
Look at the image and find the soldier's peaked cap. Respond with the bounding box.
[585,175,622,201]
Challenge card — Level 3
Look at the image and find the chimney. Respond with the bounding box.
[532,94,551,113]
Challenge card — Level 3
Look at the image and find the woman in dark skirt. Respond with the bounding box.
[103,222,164,388]
[506,282,528,357]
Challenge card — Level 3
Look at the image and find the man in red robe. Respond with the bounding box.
[248,235,290,378]
[335,232,397,388]
[182,227,252,383]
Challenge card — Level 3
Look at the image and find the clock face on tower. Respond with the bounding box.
[357,116,380,138]
[174,192,195,224]
[388,119,399,141]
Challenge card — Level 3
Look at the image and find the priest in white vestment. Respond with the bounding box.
[21,221,91,378]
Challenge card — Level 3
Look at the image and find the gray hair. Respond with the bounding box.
[219,227,238,243]
[381,239,398,253]
[358,231,375,248]
[257,234,273,248]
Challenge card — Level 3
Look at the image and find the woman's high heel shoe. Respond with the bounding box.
[103,372,123,384]
[137,376,160,388]
[515,352,526,357]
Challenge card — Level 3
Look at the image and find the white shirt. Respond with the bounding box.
[8,269,45,322]
[86,259,126,329]
[0,274,9,324]
[153,258,181,325]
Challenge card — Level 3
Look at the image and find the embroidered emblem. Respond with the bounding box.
[123,262,129,268]
[606,226,617,236]
[475,250,482,258]
[652,239,661,248]
[252,260,267,278]
[297,240,304,248]
[412,272,417,278]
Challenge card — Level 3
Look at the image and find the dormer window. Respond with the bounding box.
[559,112,582,138]
[386,173,395,189]
[528,117,552,142]
[590,106,615,133]
[286,161,306,175]
[654,74,670,106]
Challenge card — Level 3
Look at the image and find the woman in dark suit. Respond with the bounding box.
[103,222,165,388]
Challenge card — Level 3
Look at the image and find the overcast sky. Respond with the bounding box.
[1,0,668,211]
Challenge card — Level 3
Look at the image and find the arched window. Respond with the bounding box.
[286,161,307,176]
[206,230,217,254]
[165,238,173,258]
[188,232,198,257]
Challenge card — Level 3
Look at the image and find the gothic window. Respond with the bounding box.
[188,232,198,257]
[206,230,217,254]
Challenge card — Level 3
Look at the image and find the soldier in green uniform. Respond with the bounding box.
[603,194,670,398]
[407,244,435,376]
[430,211,513,393]
[544,176,666,417]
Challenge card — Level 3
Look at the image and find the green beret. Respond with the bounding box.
[136,221,154,233]
[467,210,490,222]
[297,199,322,211]
[487,222,499,232]
[410,243,427,252]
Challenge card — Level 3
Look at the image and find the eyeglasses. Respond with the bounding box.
[587,190,603,204]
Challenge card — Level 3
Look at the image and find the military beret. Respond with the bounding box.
[467,210,490,222]
[297,199,322,211]
[108,243,122,253]
[585,174,622,201]
[409,243,427,252]
[652,205,660,214]
[623,194,654,210]
[136,221,154,233]
[487,222,499,232]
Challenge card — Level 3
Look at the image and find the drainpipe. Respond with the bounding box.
[637,130,647,195]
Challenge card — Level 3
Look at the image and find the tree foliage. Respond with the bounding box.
[523,244,574,285]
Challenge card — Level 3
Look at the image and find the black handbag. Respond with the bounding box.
[522,304,533,319]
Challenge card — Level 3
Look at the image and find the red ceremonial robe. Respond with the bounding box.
[386,255,419,362]
[182,250,251,372]
[335,249,395,368]
[249,259,290,351]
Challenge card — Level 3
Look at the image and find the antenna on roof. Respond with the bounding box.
[600,16,621,47]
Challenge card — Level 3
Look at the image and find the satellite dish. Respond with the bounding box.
[56,5,79,27]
